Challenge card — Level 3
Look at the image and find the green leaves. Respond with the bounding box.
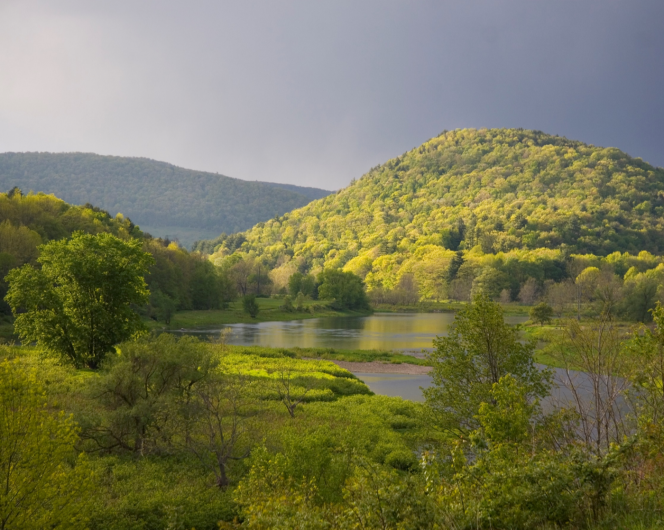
[227,128,664,293]
[5,232,153,368]
[317,269,369,311]
[0,359,92,530]
[242,295,260,318]
[424,295,551,437]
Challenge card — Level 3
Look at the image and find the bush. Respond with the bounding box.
[530,302,554,326]
[279,295,295,313]
[317,269,370,310]
[242,295,260,318]
[384,449,418,471]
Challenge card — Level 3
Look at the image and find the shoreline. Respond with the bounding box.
[329,360,433,375]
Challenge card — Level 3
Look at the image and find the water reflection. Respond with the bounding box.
[356,367,630,416]
[356,373,433,402]
[182,312,529,352]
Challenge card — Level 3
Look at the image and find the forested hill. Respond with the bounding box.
[211,127,664,272]
[0,152,331,247]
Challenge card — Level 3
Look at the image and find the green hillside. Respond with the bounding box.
[0,152,331,247]
[212,128,664,275]
[0,189,239,328]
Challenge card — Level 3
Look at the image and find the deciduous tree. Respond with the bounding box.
[424,295,551,437]
[5,232,153,368]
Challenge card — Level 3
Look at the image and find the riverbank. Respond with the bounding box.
[144,298,372,330]
[229,345,430,366]
[372,300,532,316]
[329,359,432,375]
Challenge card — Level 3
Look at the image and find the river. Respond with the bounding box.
[182,312,529,352]
[177,312,535,401]
[174,311,629,415]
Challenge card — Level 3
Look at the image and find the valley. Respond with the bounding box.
[3,128,664,529]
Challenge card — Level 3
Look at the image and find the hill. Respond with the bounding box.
[0,152,331,247]
[204,128,664,289]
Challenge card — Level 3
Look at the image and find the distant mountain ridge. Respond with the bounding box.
[0,152,331,247]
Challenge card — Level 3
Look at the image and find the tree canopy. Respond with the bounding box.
[206,128,664,292]
[424,295,551,437]
[317,269,370,310]
[5,232,153,368]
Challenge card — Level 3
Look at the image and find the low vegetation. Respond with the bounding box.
[3,295,664,528]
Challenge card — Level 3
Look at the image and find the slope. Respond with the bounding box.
[0,152,331,247]
[210,128,664,287]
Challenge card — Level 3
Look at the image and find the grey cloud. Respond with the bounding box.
[0,0,662,189]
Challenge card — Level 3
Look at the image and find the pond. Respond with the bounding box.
[181,312,530,353]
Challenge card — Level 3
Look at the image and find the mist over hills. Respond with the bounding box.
[0,152,331,247]
[201,128,664,284]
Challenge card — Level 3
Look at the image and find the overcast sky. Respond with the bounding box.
[1,1,662,190]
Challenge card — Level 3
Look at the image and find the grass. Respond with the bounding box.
[224,344,430,366]
[0,314,16,343]
[144,297,372,330]
[522,319,641,371]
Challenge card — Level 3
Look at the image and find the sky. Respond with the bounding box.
[0,1,662,190]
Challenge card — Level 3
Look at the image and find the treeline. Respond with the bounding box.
[0,190,369,329]
[0,188,141,314]
[0,189,236,323]
[200,243,664,323]
[366,247,664,322]
[0,152,330,245]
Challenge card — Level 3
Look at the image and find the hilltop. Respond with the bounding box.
[0,152,331,247]
[203,128,664,284]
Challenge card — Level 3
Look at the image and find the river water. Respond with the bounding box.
[179,312,534,401]
[176,311,628,412]
[184,312,529,352]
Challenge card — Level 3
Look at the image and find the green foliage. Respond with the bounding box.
[424,295,551,437]
[530,302,554,325]
[0,190,141,315]
[625,303,664,423]
[3,327,664,529]
[5,232,153,368]
[279,294,295,312]
[220,129,664,278]
[0,359,92,529]
[242,295,260,318]
[86,456,236,530]
[80,334,214,454]
[0,189,236,320]
[288,272,318,298]
[620,267,662,322]
[317,269,370,310]
[471,266,510,299]
[226,344,429,366]
[148,288,177,324]
[208,128,664,303]
[143,238,236,313]
[476,374,537,445]
[191,259,234,309]
[0,153,330,247]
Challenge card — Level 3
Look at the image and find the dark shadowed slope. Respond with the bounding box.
[0,152,331,247]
